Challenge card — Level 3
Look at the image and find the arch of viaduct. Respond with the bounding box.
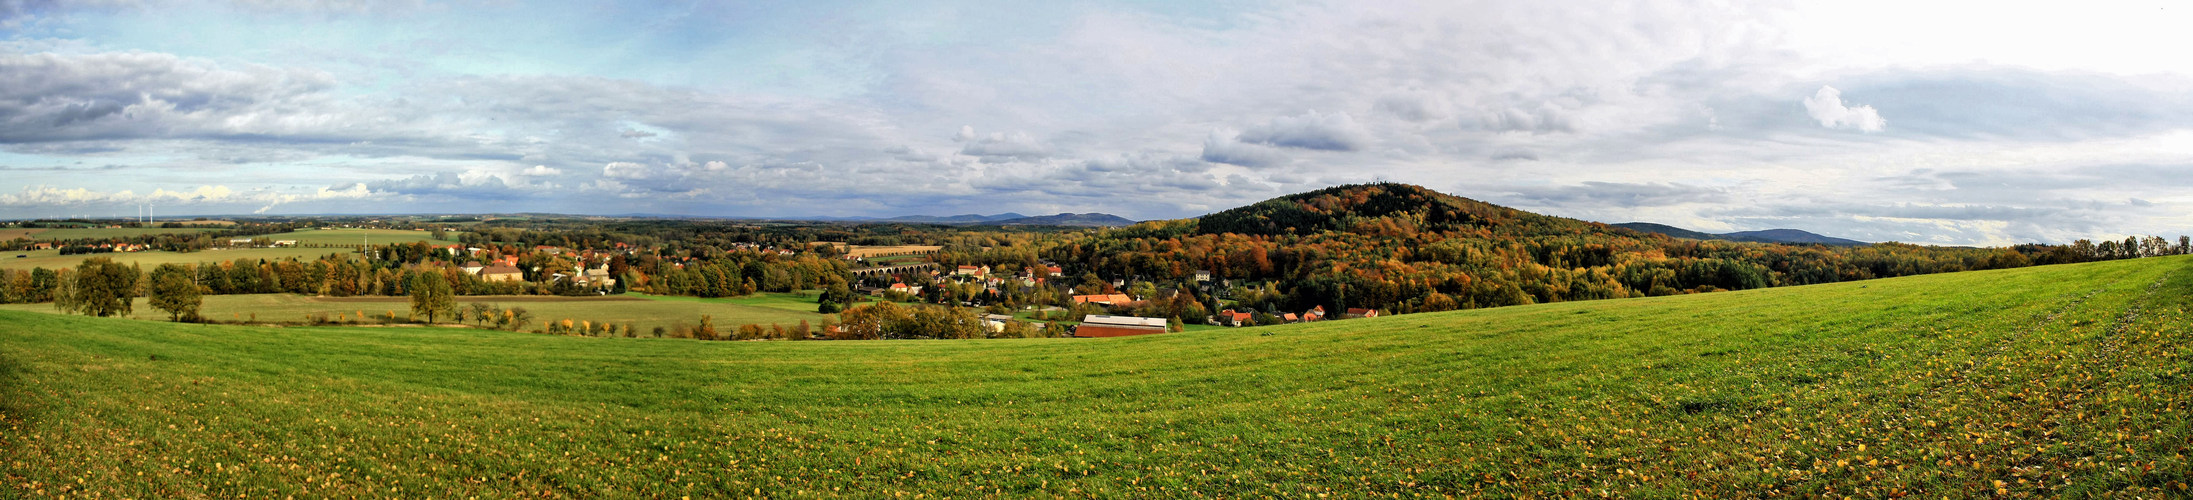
[852,262,938,277]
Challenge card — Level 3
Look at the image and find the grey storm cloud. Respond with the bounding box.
[1071,154,1222,192]
[1373,93,1450,122]
[0,51,342,143]
[1199,130,1287,168]
[1475,103,1577,134]
[1235,110,1371,151]
[1489,148,1539,161]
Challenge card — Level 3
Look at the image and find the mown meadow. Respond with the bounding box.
[0,292,834,333]
[0,247,356,272]
[1,256,2187,497]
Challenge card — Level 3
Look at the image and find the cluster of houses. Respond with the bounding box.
[22,241,151,252]
[454,252,617,287]
[858,263,1065,298]
[459,259,526,282]
[851,261,1388,337]
[1214,305,1378,327]
[225,239,298,247]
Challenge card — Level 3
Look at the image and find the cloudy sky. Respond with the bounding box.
[2,0,2189,245]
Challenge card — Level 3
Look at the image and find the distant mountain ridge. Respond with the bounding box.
[877,213,1029,223]
[989,213,1137,227]
[1614,222,1867,246]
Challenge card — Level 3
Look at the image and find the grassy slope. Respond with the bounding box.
[0,292,833,331]
[2,257,2189,497]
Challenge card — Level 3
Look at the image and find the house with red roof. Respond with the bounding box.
[1072,293,1132,306]
[1219,310,1254,327]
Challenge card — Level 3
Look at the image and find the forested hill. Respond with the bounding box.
[1048,183,2056,317]
[1194,183,1625,238]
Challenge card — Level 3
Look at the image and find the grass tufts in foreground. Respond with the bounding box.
[2,256,2189,497]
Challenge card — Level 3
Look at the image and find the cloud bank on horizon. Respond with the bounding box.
[1,0,2190,245]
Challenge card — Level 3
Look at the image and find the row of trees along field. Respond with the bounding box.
[625,251,848,297]
[1038,183,2193,316]
[12,256,550,326]
[454,215,1087,253]
[0,219,333,252]
[0,238,861,307]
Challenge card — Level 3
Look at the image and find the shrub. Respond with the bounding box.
[693,315,717,340]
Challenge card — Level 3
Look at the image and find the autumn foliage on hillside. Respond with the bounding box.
[1051,183,2043,315]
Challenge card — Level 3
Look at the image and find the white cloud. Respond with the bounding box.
[957,129,1048,160]
[251,183,377,213]
[1802,86,1887,132]
[149,185,236,202]
[600,161,660,180]
[521,165,562,176]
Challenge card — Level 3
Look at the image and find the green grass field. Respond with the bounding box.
[0,292,833,332]
[258,228,453,246]
[15,227,226,240]
[0,247,360,271]
[2,257,2188,497]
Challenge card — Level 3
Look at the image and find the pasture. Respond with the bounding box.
[1,256,2188,497]
[0,227,228,241]
[0,292,833,332]
[0,247,358,272]
[255,228,453,246]
[25,227,226,240]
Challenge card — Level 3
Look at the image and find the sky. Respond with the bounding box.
[1,0,2190,245]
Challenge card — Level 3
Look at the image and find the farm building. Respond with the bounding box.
[982,314,1016,333]
[1071,293,1132,306]
[479,265,524,282]
[1073,315,1168,338]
